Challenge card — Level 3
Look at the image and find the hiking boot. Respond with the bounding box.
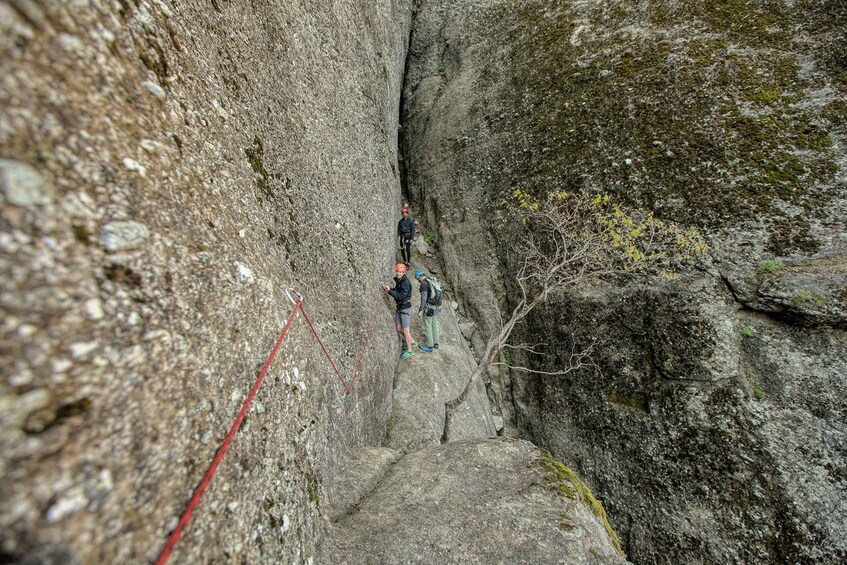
[433,344,440,350]
[420,345,433,352]
[400,350,415,360]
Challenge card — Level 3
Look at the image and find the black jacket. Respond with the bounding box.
[397,216,415,241]
[388,274,412,309]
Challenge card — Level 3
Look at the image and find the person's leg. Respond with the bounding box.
[422,313,434,347]
[403,240,412,265]
[433,314,441,347]
[393,311,406,350]
[402,309,413,349]
[399,309,415,358]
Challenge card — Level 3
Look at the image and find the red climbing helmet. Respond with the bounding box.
[395,263,407,274]
[401,207,408,214]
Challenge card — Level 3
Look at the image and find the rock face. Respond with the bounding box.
[1,1,411,562]
[402,0,846,563]
[516,278,847,563]
[326,438,628,565]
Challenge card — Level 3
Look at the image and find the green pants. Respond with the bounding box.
[422,311,441,347]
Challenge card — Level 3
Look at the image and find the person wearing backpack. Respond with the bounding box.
[414,269,442,352]
[381,263,417,360]
[397,207,415,268]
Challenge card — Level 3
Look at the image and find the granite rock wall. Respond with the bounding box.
[401,0,846,562]
[1,1,411,562]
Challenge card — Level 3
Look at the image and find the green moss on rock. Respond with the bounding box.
[489,0,841,254]
[607,391,650,413]
[539,453,625,558]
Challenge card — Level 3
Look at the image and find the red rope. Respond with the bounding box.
[298,304,352,395]
[153,300,302,565]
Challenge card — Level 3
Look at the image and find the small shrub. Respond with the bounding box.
[424,230,438,247]
[750,88,780,103]
[792,290,826,307]
[739,325,755,337]
[746,372,766,401]
[756,260,783,281]
[436,63,446,74]
[501,189,709,274]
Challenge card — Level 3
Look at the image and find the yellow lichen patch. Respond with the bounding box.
[502,189,709,277]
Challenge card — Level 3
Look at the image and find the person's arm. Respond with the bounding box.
[409,219,415,241]
[419,280,428,311]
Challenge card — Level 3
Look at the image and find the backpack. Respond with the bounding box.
[426,277,445,307]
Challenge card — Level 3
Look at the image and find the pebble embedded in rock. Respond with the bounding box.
[140,139,159,153]
[56,33,85,57]
[235,261,254,283]
[17,389,52,419]
[84,298,105,320]
[46,489,88,523]
[0,159,54,206]
[70,341,99,360]
[122,157,146,176]
[142,80,167,100]
[99,221,150,251]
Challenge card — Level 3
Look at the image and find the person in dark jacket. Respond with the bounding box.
[414,269,441,352]
[380,262,417,360]
[397,207,415,267]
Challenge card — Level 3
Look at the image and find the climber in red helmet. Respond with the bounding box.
[397,206,415,268]
[381,262,417,360]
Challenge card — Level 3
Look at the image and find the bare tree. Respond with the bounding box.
[441,191,707,441]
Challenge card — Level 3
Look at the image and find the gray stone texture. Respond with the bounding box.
[1,1,412,563]
[326,438,628,565]
[323,446,401,523]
